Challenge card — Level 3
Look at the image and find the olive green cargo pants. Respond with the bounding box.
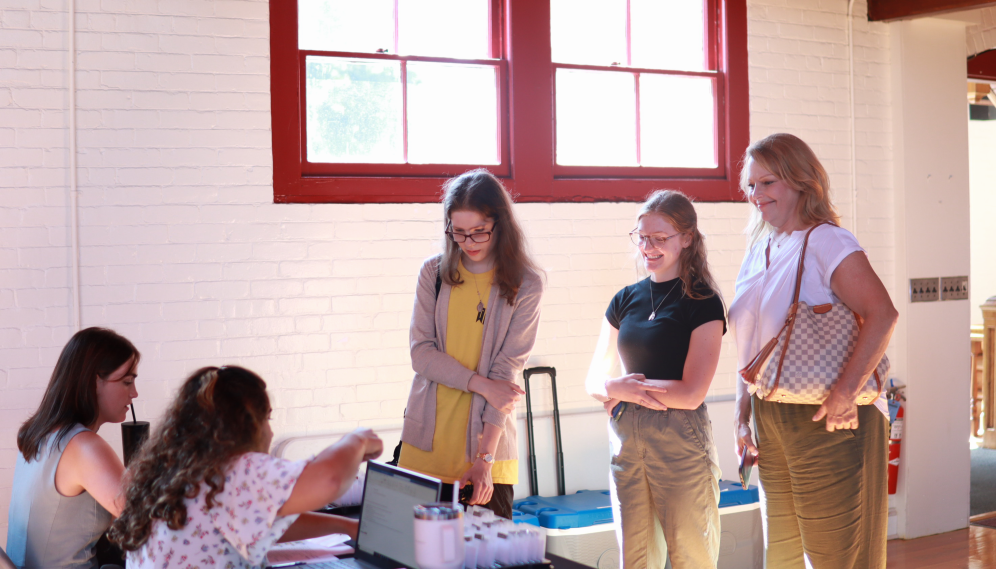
[608,403,722,569]
[754,396,888,569]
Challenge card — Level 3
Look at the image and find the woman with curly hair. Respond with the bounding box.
[110,366,383,569]
[7,327,139,569]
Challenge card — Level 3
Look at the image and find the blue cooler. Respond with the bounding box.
[514,490,613,530]
[511,510,540,526]
[717,481,762,569]
[514,490,618,567]
[512,484,761,569]
[719,480,760,507]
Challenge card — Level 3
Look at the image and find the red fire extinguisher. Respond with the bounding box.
[888,404,904,494]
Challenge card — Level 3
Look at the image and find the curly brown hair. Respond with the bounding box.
[109,366,270,551]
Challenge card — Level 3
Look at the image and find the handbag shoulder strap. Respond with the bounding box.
[789,221,832,305]
[766,221,833,398]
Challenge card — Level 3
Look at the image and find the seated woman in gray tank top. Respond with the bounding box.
[6,327,140,569]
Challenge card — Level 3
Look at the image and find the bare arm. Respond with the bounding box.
[813,251,898,431]
[278,512,358,543]
[584,318,668,411]
[55,431,126,517]
[278,428,383,516]
[733,373,758,459]
[645,320,724,410]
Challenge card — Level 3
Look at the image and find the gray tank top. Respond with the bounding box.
[6,424,112,569]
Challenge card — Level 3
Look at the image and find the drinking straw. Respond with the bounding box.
[130,403,137,423]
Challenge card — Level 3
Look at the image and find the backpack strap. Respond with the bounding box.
[434,255,442,300]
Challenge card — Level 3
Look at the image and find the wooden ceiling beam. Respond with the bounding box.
[868,0,996,21]
[969,49,996,82]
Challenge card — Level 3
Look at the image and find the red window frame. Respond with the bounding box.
[270,0,749,203]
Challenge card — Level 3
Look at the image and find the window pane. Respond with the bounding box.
[631,0,707,71]
[298,0,395,53]
[407,62,499,165]
[551,0,627,66]
[398,0,490,59]
[556,69,636,166]
[306,57,403,164]
[640,75,716,168]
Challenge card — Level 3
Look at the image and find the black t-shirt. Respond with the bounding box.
[605,277,727,381]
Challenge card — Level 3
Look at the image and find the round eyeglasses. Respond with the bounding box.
[629,231,683,249]
[446,231,493,244]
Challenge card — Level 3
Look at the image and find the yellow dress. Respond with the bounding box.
[399,263,517,485]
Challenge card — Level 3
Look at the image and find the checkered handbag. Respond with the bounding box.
[739,223,889,405]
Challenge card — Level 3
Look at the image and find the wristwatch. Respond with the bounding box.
[476,452,495,464]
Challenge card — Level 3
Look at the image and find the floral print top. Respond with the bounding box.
[128,452,307,569]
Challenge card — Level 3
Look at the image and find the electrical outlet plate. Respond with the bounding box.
[940,276,969,301]
[910,278,939,303]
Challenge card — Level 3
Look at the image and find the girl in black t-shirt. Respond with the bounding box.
[586,190,726,569]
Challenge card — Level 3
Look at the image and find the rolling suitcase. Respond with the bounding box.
[515,367,619,568]
[522,366,565,497]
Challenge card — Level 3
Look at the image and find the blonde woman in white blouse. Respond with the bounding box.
[728,133,897,569]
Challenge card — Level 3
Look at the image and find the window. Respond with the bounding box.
[270,0,748,203]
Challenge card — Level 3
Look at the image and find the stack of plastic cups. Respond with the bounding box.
[460,506,545,567]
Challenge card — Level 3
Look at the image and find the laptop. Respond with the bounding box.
[272,461,442,569]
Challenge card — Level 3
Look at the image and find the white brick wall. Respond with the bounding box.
[967,7,996,56]
[0,0,898,546]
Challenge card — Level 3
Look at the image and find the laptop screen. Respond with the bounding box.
[355,462,442,569]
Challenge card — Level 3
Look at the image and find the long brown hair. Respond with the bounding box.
[637,190,720,301]
[440,169,540,305]
[110,366,271,551]
[740,133,841,246]
[17,327,139,461]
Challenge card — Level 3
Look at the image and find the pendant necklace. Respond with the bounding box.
[472,271,487,324]
[648,278,681,321]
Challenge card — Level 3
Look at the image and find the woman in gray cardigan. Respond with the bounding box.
[398,169,543,518]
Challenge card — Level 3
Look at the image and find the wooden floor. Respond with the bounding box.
[886,525,996,568]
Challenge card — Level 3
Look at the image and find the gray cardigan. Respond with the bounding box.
[402,256,544,462]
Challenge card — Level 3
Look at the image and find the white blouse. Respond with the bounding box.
[727,224,887,414]
[128,452,306,569]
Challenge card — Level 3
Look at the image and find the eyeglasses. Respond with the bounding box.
[629,231,683,248]
[446,230,493,243]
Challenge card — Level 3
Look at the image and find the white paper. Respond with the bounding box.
[267,533,354,565]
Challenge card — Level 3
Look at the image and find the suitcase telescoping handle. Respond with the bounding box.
[522,366,565,497]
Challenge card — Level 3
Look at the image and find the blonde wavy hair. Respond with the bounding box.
[739,133,840,246]
[637,189,719,301]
